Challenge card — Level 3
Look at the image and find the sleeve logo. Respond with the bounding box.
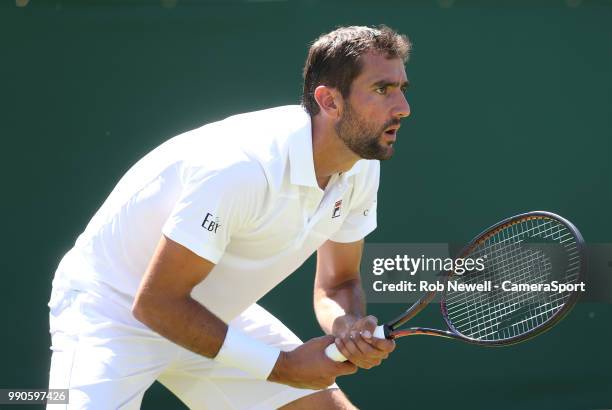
[202,212,221,233]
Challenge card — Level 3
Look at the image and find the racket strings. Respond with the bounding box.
[444,217,581,342]
[464,220,572,338]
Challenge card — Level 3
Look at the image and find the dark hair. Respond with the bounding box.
[301,25,412,116]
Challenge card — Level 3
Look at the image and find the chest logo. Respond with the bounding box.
[332,200,342,219]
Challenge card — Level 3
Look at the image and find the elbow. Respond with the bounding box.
[132,292,186,332]
[131,294,154,327]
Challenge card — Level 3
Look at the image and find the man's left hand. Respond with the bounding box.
[331,315,395,369]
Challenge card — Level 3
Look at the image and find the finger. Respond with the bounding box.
[361,315,378,332]
[336,332,362,357]
[353,333,383,356]
[333,336,348,360]
[357,330,390,359]
[354,333,387,358]
[352,315,377,333]
[335,335,375,368]
[368,336,396,353]
[347,331,380,361]
[318,334,338,346]
[346,333,382,368]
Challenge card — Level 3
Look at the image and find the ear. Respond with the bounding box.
[314,85,343,119]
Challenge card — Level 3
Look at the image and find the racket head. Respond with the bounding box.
[440,211,586,346]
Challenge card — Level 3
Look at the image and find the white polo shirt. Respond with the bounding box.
[53,105,379,323]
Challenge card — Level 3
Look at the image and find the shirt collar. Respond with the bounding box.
[288,107,367,187]
[288,109,318,187]
[343,159,366,177]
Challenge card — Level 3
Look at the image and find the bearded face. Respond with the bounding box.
[335,101,400,160]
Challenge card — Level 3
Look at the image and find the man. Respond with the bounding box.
[48,25,411,409]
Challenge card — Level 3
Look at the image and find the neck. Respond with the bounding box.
[311,114,359,187]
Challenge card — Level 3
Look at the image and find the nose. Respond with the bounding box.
[394,92,411,119]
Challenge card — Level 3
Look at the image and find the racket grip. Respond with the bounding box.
[324,325,386,362]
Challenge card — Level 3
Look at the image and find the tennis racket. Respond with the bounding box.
[326,211,586,361]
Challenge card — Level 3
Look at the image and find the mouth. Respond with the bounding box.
[383,125,400,143]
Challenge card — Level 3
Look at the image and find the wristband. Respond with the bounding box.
[214,326,281,380]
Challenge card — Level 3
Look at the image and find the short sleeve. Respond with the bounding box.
[162,161,266,263]
[329,160,379,243]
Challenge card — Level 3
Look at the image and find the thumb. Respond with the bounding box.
[362,315,378,330]
[335,360,358,375]
[312,334,336,347]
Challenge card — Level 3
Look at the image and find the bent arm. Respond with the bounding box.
[132,235,227,358]
[133,235,281,379]
[314,239,366,336]
[315,239,395,368]
[132,235,357,387]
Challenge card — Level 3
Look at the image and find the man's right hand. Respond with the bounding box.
[267,335,358,389]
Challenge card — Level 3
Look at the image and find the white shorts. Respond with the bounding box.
[47,286,336,410]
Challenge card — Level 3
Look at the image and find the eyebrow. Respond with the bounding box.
[372,80,410,89]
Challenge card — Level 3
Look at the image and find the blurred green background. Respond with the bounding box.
[2,0,611,409]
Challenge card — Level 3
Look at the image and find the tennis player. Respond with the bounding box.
[47,25,411,409]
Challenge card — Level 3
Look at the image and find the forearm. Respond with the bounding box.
[133,293,351,387]
[133,294,227,358]
[133,236,280,380]
[314,278,366,335]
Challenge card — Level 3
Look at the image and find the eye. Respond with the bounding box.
[375,86,388,95]
[400,85,408,94]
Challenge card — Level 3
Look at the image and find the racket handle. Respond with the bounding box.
[324,343,346,362]
[324,325,386,362]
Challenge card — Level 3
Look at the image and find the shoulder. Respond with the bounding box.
[179,157,269,227]
[168,105,309,191]
[183,155,269,195]
[223,105,309,131]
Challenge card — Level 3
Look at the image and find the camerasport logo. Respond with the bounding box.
[332,200,342,218]
[202,212,221,233]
